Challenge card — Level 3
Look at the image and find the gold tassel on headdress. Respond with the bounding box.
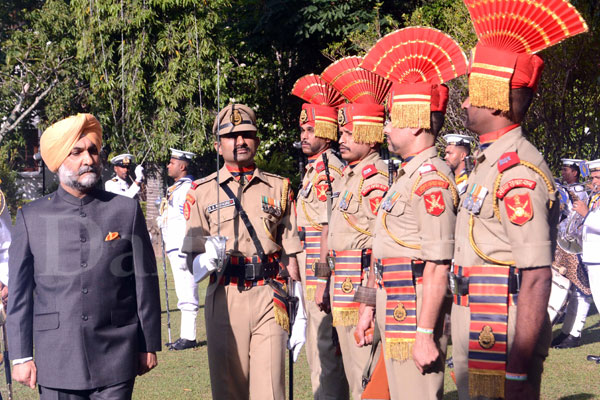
[332,308,359,327]
[385,338,414,361]
[469,72,510,111]
[353,123,384,144]
[315,121,339,141]
[469,369,505,399]
[391,102,430,129]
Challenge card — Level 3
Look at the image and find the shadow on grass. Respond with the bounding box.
[558,395,596,400]
[161,304,204,314]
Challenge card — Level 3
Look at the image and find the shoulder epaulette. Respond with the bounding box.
[362,164,378,179]
[497,152,520,172]
[111,178,118,182]
[418,163,437,175]
[191,172,217,189]
[262,171,284,179]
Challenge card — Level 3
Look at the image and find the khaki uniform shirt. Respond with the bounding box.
[296,149,345,228]
[454,127,559,269]
[328,152,389,251]
[182,166,302,258]
[373,147,457,261]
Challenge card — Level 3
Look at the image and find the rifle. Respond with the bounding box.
[321,152,334,223]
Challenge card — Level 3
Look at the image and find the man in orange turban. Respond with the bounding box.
[7,114,161,399]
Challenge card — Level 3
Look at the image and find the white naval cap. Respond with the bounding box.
[561,158,584,167]
[443,133,475,147]
[170,148,196,161]
[586,159,600,172]
[110,153,134,167]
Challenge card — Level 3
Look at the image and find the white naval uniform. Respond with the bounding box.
[582,194,600,312]
[104,176,140,198]
[0,194,11,286]
[159,176,198,341]
[556,185,591,337]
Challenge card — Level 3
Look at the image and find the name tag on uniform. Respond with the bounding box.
[262,196,282,217]
[207,199,235,213]
[463,184,488,214]
[339,191,352,211]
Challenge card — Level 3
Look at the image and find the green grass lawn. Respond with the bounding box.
[3,261,600,399]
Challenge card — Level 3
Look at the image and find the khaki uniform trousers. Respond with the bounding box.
[451,303,551,400]
[298,251,349,399]
[376,285,449,400]
[330,276,374,400]
[205,283,286,400]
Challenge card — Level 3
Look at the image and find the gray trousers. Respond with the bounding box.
[39,378,135,400]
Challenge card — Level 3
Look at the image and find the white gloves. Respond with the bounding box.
[155,216,164,229]
[192,236,227,282]
[134,165,145,183]
[287,280,307,362]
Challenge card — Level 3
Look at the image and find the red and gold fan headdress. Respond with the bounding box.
[321,56,391,144]
[361,26,468,129]
[464,0,588,111]
[291,74,345,141]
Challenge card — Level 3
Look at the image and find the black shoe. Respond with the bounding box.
[553,334,581,349]
[446,357,454,369]
[551,332,569,347]
[168,338,197,350]
[587,355,600,362]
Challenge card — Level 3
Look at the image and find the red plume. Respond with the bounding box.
[291,74,344,107]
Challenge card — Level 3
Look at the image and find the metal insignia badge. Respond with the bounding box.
[341,277,354,294]
[123,156,131,166]
[478,325,496,349]
[337,108,347,126]
[299,109,308,124]
[393,303,407,322]
[231,109,243,126]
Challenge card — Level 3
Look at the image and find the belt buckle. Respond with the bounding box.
[245,263,258,281]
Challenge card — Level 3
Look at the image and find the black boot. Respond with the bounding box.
[550,332,569,347]
[168,338,197,350]
[586,355,600,362]
[553,334,581,349]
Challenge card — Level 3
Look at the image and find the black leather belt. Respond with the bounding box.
[449,266,521,296]
[223,261,279,281]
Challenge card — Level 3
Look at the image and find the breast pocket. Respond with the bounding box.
[387,199,406,217]
[208,204,236,225]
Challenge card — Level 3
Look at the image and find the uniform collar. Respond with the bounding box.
[344,151,380,177]
[219,165,273,187]
[475,126,523,166]
[57,185,97,206]
[401,146,438,178]
[305,148,333,172]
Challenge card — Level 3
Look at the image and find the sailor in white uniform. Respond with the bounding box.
[158,148,198,350]
[0,188,10,305]
[104,153,144,198]
[443,133,474,196]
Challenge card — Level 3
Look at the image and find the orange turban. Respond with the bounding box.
[40,114,102,173]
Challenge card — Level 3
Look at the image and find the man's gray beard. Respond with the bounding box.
[58,164,100,192]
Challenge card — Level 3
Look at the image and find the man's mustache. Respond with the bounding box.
[79,165,99,175]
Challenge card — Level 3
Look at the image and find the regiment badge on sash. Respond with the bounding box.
[504,193,533,225]
[183,202,191,220]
